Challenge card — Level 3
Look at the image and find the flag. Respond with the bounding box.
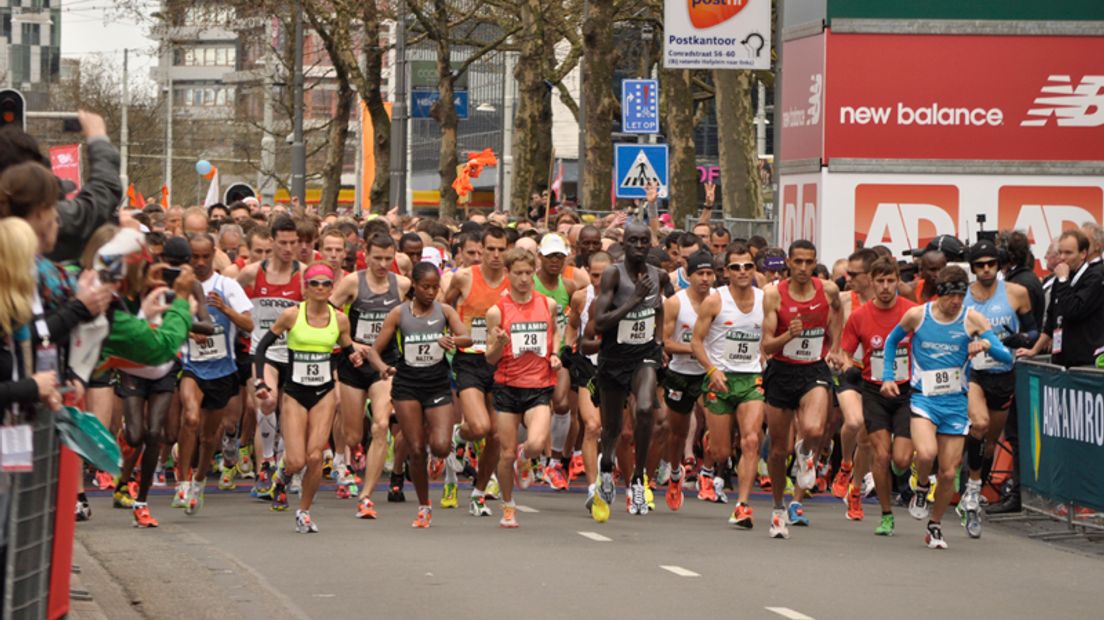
[551,159,564,202]
[203,166,220,207]
[127,184,138,207]
[160,185,169,210]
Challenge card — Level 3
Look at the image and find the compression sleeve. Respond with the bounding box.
[882,324,908,383]
[980,330,1014,365]
[253,330,279,383]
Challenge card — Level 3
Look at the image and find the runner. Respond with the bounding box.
[668,233,704,293]
[445,226,510,517]
[661,250,716,511]
[690,243,766,528]
[329,234,411,518]
[254,262,362,533]
[485,248,561,527]
[592,222,669,520]
[840,257,916,535]
[760,240,844,539]
[368,262,469,528]
[880,265,1013,549]
[959,240,1035,538]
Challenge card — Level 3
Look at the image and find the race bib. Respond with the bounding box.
[617,309,655,345]
[291,351,332,386]
[921,367,963,397]
[1052,328,1063,355]
[510,321,548,358]
[404,332,444,367]
[723,330,761,366]
[191,325,229,363]
[871,347,909,382]
[0,425,33,472]
[469,317,488,349]
[782,328,825,362]
[354,310,387,344]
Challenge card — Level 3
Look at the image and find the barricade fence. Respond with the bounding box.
[683,216,777,244]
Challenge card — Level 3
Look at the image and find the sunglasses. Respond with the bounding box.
[307,279,333,288]
[847,270,867,278]
[727,262,756,272]
[972,259,998,269]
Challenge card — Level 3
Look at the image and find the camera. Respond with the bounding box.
[162,266,182,288]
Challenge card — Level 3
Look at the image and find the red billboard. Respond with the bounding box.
[854,184,959,254]
[780,34,824,163]
[824,34,1104,162]
[49,144,82,199]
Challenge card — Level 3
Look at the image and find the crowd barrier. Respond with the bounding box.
[683,216,777,244]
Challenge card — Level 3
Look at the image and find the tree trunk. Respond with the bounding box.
[662,68,697,230]
[581,0,616,214]
[319,79,354,215]
[714,70,763,219]
[430,0,459,219]
[510,0,544,217]
[362,0,391,212]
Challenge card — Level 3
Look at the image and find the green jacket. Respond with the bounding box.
[100,298,192,367]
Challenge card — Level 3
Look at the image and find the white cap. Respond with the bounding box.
[539,233,569,256]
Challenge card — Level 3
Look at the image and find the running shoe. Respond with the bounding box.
[909,489,931,520]
[787,501,809,527]
[925,522,948,549]
[251,463,274,500]
[412,505,432,528]
[296,510,319,534]
[628,478,649,516]
[237,447,254,479]
[712,475,728,504]
[592,472,615,523]
[515,447,534,489]
[846,484,864,521]
[271,481,289,512]
[861,472,876,498]
[683,456,699,483]
[875,513,895,536]
[569,453,585,480]
[288,472,303,496]
[585,483,596,514]
[697,474,718,502]
[322,450,334,479]
[356,497,378,519]
[485,476,502,500]
[338,468,358,496]
[172,481,190,509]
[499,505,519,529]
[831,463,853,499]
[153,467,167,488]
[336,485,351,500]
[769,509,789,539]
[221,435,240,468]
[132,503,159,528]
[218,465,237,491]
[644,474,656,510]
[95,471,115,491]
[184,481,205,516]
[75,498,92,522]
[666,476,684,511]
[656,460,672,486]
[428,456,444,481]
[793,440,816,490]
[113,489,136,509]
[757,474,772,491]
[546,462,568,491]
[469,494,492,517]
[127,480,139,499]
[956,479,983,539]
[441,482,459,509]
[387,471,406,503]
[729,503,754,529]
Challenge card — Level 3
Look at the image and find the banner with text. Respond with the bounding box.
[663,0,771,70]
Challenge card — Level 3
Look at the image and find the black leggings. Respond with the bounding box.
[122,392,172,502]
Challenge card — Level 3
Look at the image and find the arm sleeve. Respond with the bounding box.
[1003,310,1039,349]
[0,379,40,410]
[101,299,192,366]
[882,324,908,383]
[46,138,122,263]
[40,299,94,344]
[253,330,279,381]
[980,329,1014,365]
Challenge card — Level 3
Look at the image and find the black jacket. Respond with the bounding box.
[46,137,122,264]
[1005,265,1045,328]
[1044,261,1104,368]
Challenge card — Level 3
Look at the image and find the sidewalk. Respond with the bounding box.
[69,537,143,620]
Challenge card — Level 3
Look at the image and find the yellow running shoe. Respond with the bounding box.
[643,474,655,511]
[113,489,136,509]
[591,472,614,523]
[441,482,458,509]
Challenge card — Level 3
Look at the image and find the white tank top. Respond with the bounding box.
[704,286,764,374]
[669,289,705,375]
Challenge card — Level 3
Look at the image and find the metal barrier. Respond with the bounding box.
[3,405,59,620]
[684,215,777,244]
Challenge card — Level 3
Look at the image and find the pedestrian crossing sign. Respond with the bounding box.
[615,144,669,199]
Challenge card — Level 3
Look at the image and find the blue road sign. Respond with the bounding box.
[621,79,659,134]
[615,144,668,199]
[411,89,469,120]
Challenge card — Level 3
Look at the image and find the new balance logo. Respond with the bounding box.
[1021,75,1104,127]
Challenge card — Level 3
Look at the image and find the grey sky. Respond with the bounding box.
[59,3,158,90]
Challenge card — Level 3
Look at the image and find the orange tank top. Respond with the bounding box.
[459,264,508,353]
[493,292,556,388]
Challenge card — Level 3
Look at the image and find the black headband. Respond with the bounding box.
[936,280,969,297]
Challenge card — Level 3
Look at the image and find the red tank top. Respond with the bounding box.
[493,292,556,388]
[774,277,830,364]
[247,260,303,301]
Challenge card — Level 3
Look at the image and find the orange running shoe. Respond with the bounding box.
[356,497,378,519]
[728,503,754,529]
[336,485,351,499]
[132,504,159,528]
[831,463,853,499]
[697,474,718,502]
[569,453,585,480]
[412,506,432,528]
[666,477,684,511]
[127,480,139,499]
[499,505,519,528]
[546,462,568,491]
[95,471,116,491]
[757,474,772,490]
[429,457,444,481]
[846,484,864,521]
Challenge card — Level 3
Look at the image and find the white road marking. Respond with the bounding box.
[516,505,539,513]
[577,531,612,542]
[659,565,700,577]
[312,594,336,598]
[765,607,814,620]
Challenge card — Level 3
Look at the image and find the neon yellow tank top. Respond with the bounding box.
[287,303,340,353]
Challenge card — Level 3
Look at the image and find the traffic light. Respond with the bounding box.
[223,182,256,205]
[0,89,26,131]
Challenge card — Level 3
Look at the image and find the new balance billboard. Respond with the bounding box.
[824,34,1104,162]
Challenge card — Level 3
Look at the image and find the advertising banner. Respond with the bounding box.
[827,0,1104,22]
[824,34,1104,162]
[779,173,820,250]
[1016,361,1104,510]
[663,0,771,70]
[49,144,81,198]
[779,34,824,163]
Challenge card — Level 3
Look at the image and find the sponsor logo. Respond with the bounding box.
[872,335,884,348]
[780,180,818,250]
[1021,75,1104,128]
[838,103,1003,127]
[855,185,959,258]
[997,186,1104,274]
[688,0,749,29]
[783,73,822,129]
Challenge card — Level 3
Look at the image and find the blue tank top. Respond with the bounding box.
[964,280,1018,374]
[185,277,237,380]
[910,303,970,396]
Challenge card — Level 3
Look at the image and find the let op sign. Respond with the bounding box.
[663,0,771,70]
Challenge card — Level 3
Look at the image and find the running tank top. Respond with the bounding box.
[396,301,450,381]
[185,274,237,380]
[579,284,598,364]
[910,304,970,397]
[705,286,764,374]
[669,289,705,375]
[249,260,302,364]
[459,265,508,353]
[493,293,556,388]
[287,303,339,387]
[774,278,830,365]
[964,280,1018,374]
[599,263,663,360]
[350,271,402,362]
[534,273,570,346]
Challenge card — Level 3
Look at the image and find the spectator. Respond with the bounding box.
[1082,222,1103,273]
[1001,230,1045,328]
[709,224,731,257]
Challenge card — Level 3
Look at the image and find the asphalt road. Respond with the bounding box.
[76,480,1101,620]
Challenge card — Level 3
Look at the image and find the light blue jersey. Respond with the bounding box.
[964,280,1017,374]
[184,276,239,380]
[909,303,971,435]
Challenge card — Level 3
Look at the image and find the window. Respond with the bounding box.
[22,23,40,46]
[173,46,237,67]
